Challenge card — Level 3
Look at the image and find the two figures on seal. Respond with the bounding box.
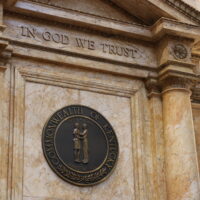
[73,123,89,164]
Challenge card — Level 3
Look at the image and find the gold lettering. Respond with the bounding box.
[68,107,73,115]
[109,152,117,160]
[57,111,64,120]
[109,136,115,143]
[62,109,70,117]
[91,111,100,121]
[103,124,113,133]
[105,163,112,169]
[47,122,57,129]
[71,106,82,115]
[50,115,61,125]
[45,129,54,137]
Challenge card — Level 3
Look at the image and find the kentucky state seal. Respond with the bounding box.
[42,105,119,186]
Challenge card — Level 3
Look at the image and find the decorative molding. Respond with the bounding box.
[0,65,7,71]
[27,0,146,26]
[131,88,150,200]
[191,84,200,103]
[164,0,200,24]
[11,67,25,200]
[0,24,13,62]
[28,0,200,25]
[192,102,200,108]
[172,43,188,60]
[4,2,151,43]
[19,67,136,97]
[145,77,161,98]
[158,61,195,72]
[160,76,195,93]
[4,11,123,39]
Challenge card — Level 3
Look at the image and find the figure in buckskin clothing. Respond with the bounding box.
[73,123,81,163]
[81,123,89,164]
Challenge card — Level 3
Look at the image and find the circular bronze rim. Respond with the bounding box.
[42,104,119,186]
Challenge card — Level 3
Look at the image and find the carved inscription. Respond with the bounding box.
[42,31,69,44]
[20,26,142,59]
[101,43,136,58]
[76,38,95,50]
[21,26,36,38]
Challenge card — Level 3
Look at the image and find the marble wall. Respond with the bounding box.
[4,58,145,200]
[192,104,200,173]
[2,1,200,199]
[23,82,134,200]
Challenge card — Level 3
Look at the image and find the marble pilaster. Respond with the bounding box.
[146,78,167,200]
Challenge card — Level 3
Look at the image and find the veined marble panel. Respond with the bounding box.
[23,81,134,200]
[192,104,200,173]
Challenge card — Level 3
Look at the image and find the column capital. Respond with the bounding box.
[159,71,196,93]
[145,77,161,98]
[155,33,198,94]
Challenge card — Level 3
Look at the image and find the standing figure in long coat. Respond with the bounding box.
[73,123,81,162]
[82,123,89,163]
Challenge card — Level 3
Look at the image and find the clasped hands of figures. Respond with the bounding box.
[73,123,89,164]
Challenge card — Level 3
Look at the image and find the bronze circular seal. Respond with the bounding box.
[42,105,119,186]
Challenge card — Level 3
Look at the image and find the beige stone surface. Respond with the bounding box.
[148,94,167,200]
[0,67,10,200]
[1,0,200,200]
[163,88,200,200]
[192,104,200,175]
[23,81,135,200]
[3,14,157,69]
[29,0,138,23]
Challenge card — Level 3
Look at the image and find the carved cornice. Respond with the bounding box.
[146,72,196,96]
[0,25,13,63]
[1,44,13,60]
[27,0,145,26]
[164,0,200,24]
[28,0,200,25]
